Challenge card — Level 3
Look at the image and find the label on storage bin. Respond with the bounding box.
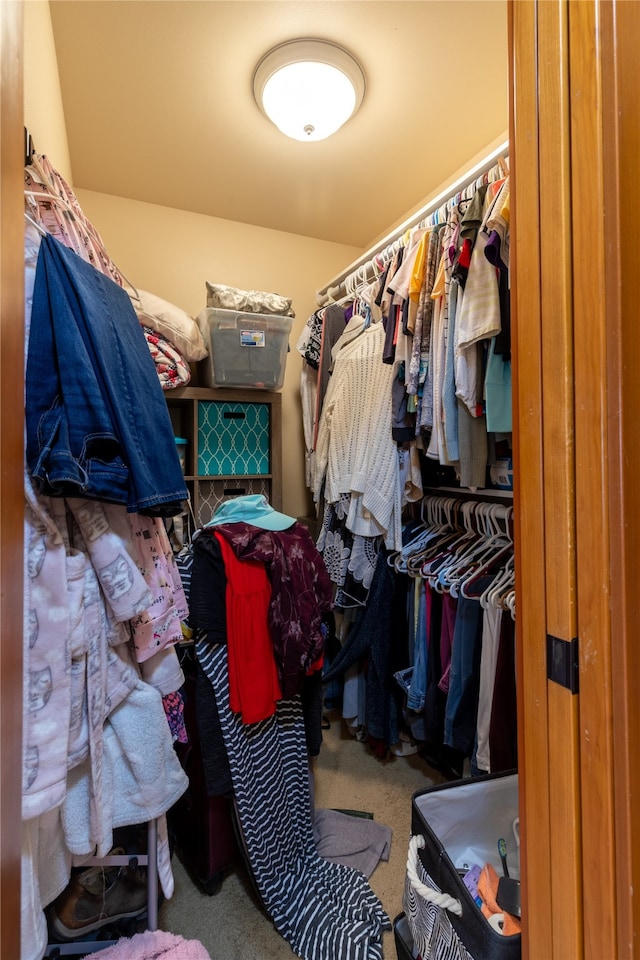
[240,330,266,348]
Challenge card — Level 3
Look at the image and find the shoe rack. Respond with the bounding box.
[43,819,159,957]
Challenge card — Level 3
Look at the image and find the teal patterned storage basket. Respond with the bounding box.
[197,401,270,476]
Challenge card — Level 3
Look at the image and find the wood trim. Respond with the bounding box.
[537,1,577,638]
[509,2,552,956]
[513,0,640,952]
[603,0,640,952]
[537,3,583,955]
[568,2,618,956]
[0,1,24,956]
[269,394,283,511]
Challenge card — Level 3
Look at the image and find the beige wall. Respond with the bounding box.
[23,0,362,519]
[23,0,72,183]
[75,188,362,517]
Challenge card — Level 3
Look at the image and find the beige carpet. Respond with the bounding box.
[159,708,445,959]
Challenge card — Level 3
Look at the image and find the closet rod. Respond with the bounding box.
[315,138,509,306]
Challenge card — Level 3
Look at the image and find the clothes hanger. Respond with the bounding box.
[392,495,455,573]
[24,187,80,217]
[405,501,462,574]
[421,501,478,584]
[459,541,514,600]
[392,517,443,572]
[24,186,141,299]
[388,504,433,569]
[24,211,48,238]
[413,525,465,578]
[411,498,467,566]
[438,503,511,596]
[482,556,515,610]
[460,507,514,602]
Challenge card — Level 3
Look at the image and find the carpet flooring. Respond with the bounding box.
[159,708,446,959]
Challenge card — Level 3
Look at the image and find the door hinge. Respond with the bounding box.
[546,634,579,694]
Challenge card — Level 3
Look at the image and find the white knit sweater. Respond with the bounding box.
[313,319,401,550]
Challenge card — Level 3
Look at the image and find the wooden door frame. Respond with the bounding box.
[509,0,554,955]
[511,0,640,955]
[601,1,640,952]
[0,2,25,957]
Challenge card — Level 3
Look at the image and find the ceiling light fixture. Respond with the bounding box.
[253,39,366,142]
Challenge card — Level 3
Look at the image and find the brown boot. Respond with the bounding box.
[48,853,148,941]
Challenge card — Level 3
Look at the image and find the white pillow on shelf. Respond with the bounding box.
[130,288,209,362]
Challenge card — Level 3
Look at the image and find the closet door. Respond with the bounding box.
[512,1,581,955]
[0,1,24,956]
[511,1,640,956]
[589,2,640,952]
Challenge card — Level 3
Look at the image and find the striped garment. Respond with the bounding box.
[195,639,391,960]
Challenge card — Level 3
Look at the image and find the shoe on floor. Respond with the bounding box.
[48,854,148,941]
[390,737,418,757]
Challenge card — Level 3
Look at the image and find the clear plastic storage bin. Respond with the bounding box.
[197,308,292,391]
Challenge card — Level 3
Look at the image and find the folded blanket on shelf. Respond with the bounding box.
[143,326,192,390]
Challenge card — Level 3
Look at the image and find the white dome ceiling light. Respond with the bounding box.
[253,39,366,142]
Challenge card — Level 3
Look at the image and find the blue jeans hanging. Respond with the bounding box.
[26,234,187,516]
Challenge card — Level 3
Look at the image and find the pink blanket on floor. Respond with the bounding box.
[81,929,210,960]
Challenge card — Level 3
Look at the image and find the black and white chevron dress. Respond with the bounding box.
[195,638,391,960]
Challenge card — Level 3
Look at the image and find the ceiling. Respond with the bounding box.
[49,1,508,250]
